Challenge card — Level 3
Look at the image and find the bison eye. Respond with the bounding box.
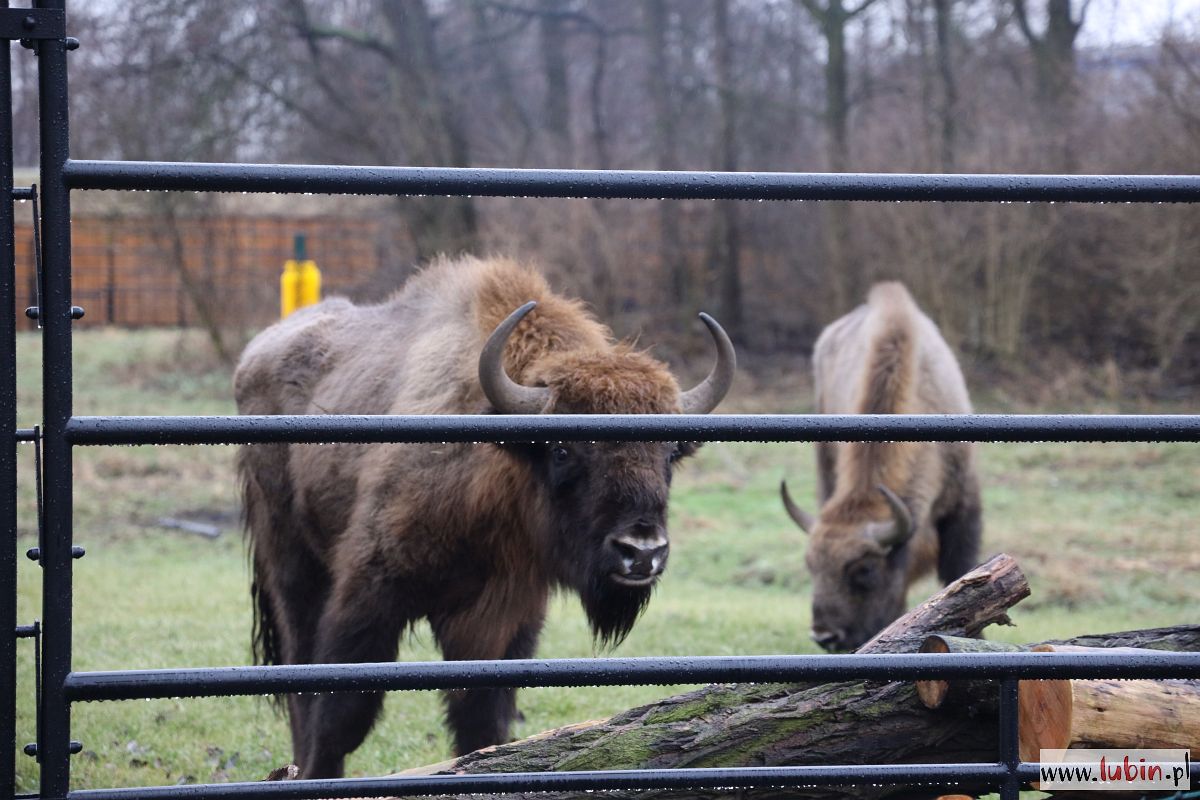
[847,561,877,590]
[551,445,570,465]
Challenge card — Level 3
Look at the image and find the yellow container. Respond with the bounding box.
[280,259,300,318]
[298,259,322,309]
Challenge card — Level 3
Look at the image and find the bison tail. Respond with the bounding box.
[238,451,283,670]
[859,281,919,415]
[249,574,281,668]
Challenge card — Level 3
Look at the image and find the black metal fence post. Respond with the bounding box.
[997,677,1021,800]
[1,3,18,795]
[34,1,74,797]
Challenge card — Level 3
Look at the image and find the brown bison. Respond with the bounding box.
[235,256,734,778]
[780,282,981,652]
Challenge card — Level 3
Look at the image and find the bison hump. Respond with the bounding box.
[234,301,352,416]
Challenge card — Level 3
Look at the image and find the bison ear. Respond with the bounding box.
[780,480,815,533]
[868,485,915,549]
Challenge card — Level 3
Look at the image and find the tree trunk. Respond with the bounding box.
[539,0,573,166]
[1012,0,1084,168]
[795,0,882,313]
[385,554,1029,800]
[711,0,743,340]
[268,555,1197,800]
[644,0,688,309]
[932,0,958,171]
[380,0,478,259]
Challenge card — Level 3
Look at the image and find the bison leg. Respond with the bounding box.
[262,551,329,758]
[935,483,983,584]
[299,572,410,779]
[242,455,330,757]
[432,611,546,756]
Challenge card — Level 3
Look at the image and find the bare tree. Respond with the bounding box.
[539,0,574,165]
[644,0,689,308]
[710,0,743,340]
[283,0,478,259]
[1012,0,1089,128]
[933,0,959,170]
[794,0,883,312]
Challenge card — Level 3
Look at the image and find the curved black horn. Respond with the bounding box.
[478,301,552,415]
[679,313,736,414]
[871,485,915,548]
[780,480,815,533]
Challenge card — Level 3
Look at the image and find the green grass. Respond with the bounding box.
[11,328,1199,791]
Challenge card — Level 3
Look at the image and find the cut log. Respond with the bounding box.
[915,635,1025,711]
[918,630,1200,717]
[1017,644,1200,759]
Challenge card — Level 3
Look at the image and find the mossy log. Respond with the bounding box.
[392,554,1029,800]
[257,552,1195,800]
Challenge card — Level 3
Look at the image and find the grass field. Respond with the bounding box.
[11,328,1199,791]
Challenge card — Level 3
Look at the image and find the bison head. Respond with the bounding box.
[781,482,915,652]
[480,302,735,645]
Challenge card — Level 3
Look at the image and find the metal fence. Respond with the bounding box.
[4,3,1200,800]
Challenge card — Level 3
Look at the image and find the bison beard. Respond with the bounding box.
[235,256,734,778]
[584,576,654,647]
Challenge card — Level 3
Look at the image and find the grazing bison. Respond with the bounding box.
[780,282,981,652]
[235,256,735,778]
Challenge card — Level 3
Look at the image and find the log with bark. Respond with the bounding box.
[379,554,1197,800]
[268,553,1198,799]
[915,634,1200,719]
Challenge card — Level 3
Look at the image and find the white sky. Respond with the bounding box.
[1079,0,1200,46]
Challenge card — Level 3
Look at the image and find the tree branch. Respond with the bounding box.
[1011,0,1040,45]
[283,0,396,63]
[794,0,826,22]
[847,0,884,20]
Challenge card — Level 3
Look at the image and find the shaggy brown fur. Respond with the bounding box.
[788,281,982,652]
[236,256,720,778]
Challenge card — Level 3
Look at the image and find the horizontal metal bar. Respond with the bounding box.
[11,186,33,200]
[0,8,65,41]
[14,427,37,442]
[69,763,1015,800]
[63,159,1200,202]
[14,625,37,638]
[65,413,1200,446]
[64,652,1200,702]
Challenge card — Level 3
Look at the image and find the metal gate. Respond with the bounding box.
[4,3,1200,800]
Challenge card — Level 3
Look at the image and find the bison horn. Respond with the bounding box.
[780,480,815,533]
[678,313,736,414]
[478,301,553,415]
[870,484,915,549]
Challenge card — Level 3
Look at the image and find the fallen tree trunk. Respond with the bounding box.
[349,553,1196,800]
[399,555,1031,799]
